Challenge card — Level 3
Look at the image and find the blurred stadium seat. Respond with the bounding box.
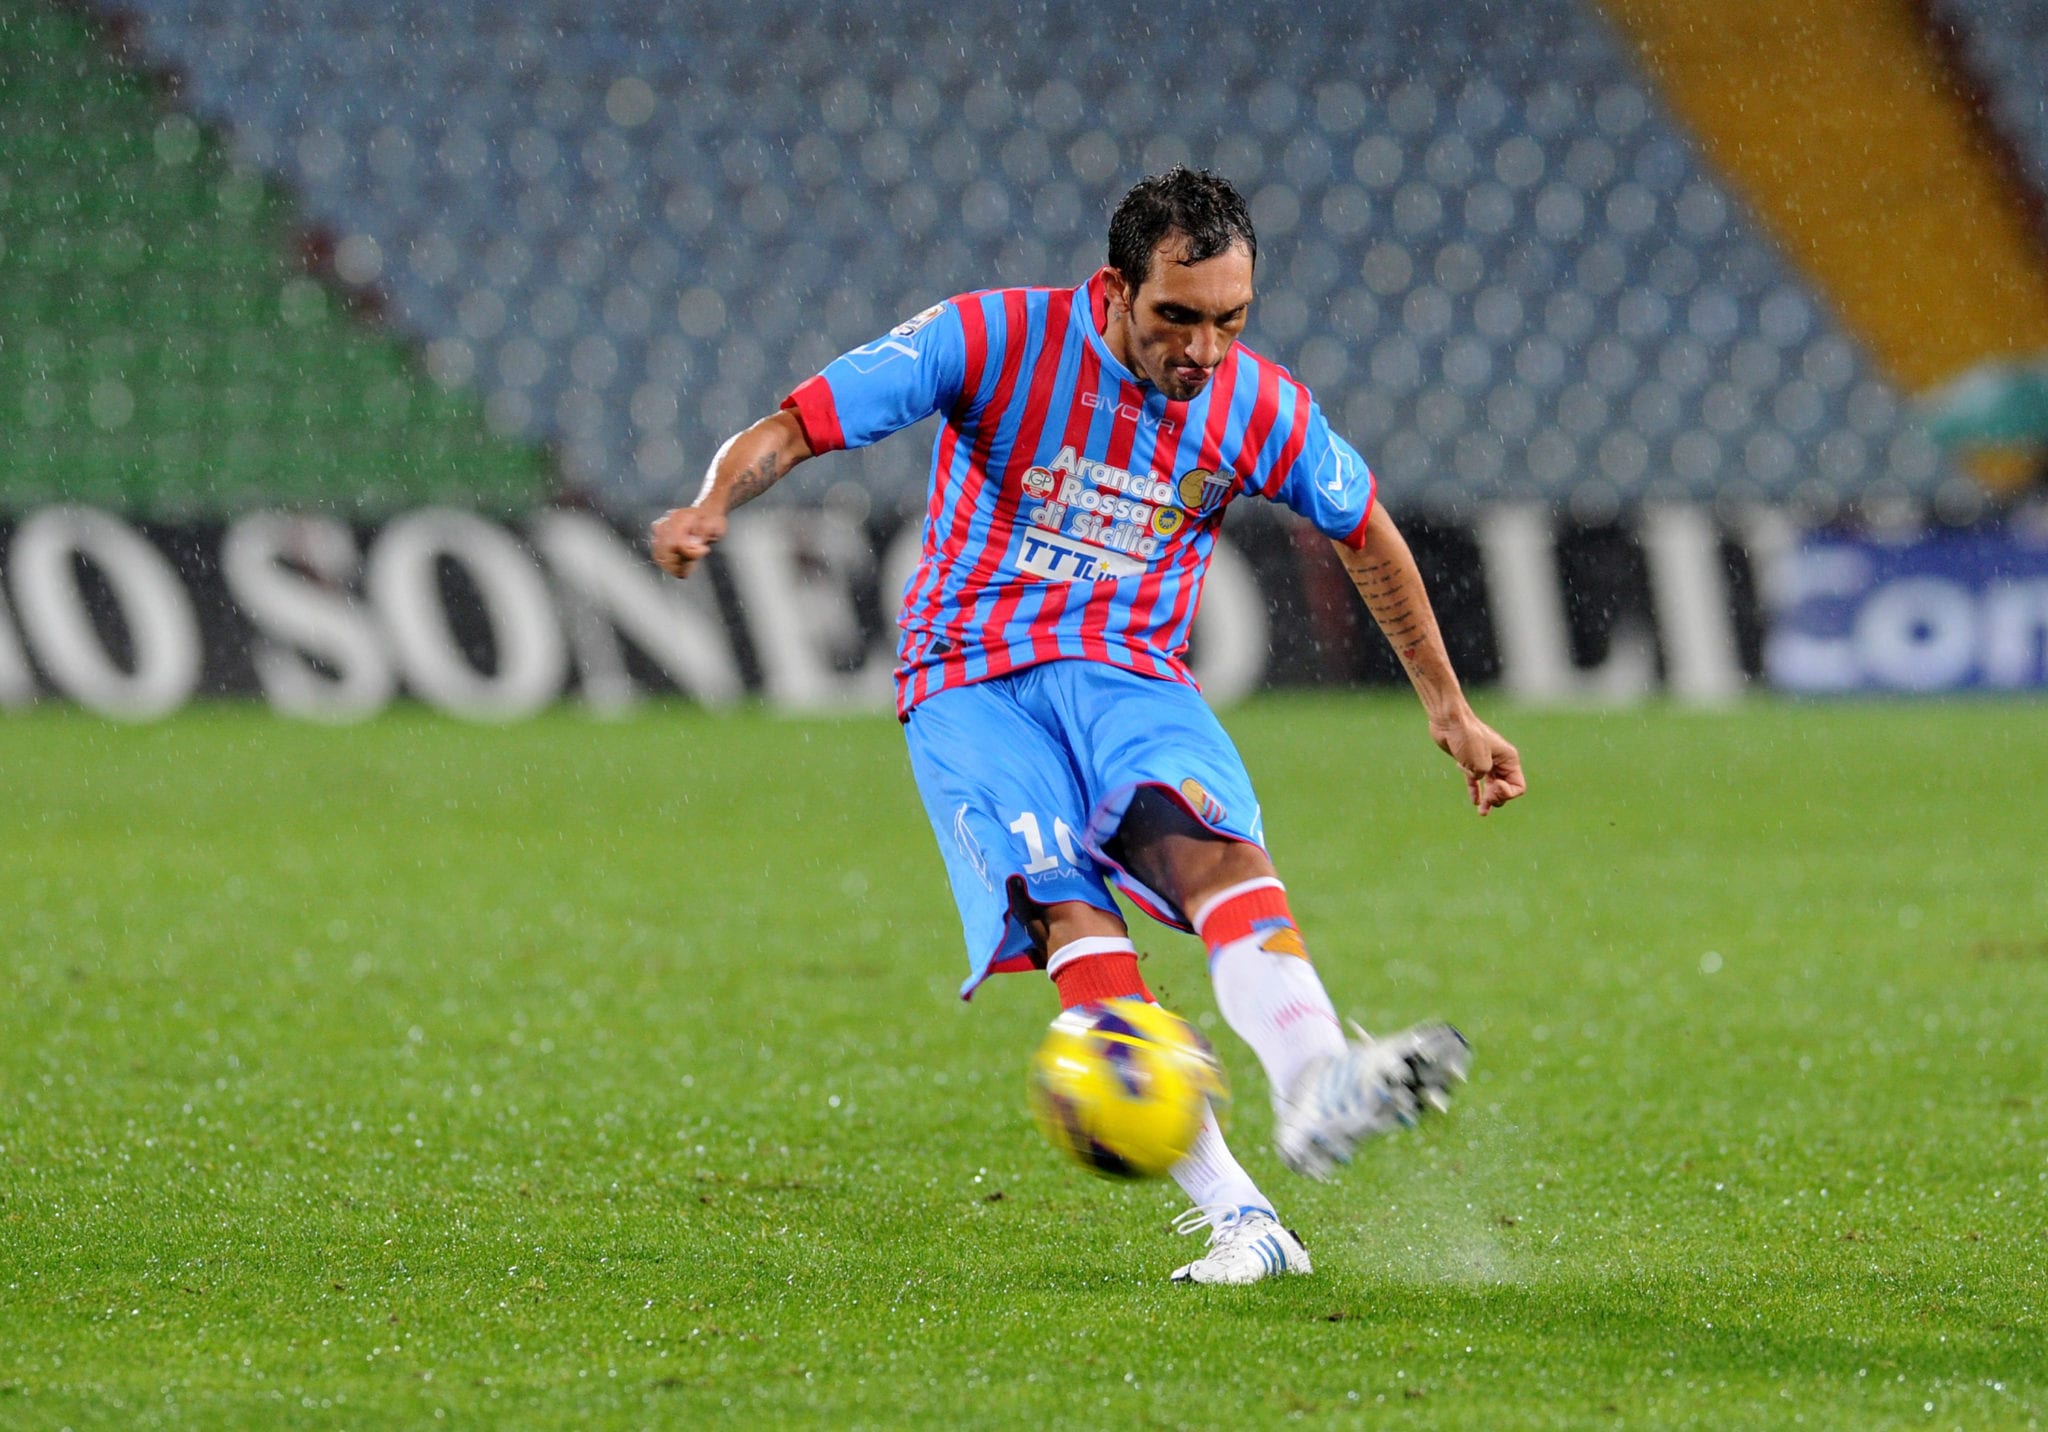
[28,0,1947,520]
[1932,0,2048,235]
[0,0,546,518]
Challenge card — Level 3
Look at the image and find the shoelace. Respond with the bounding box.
[1171,1203,1254,1244]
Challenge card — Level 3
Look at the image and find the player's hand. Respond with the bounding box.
[649,505,726,579]
[1429,708,1526,816]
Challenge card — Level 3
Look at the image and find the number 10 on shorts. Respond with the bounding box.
[1009,810,1083,874]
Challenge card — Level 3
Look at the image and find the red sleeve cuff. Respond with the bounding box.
[1338,483,1377,550]
[781,375,847,455]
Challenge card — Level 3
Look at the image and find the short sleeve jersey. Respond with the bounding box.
[782,271,1377,718]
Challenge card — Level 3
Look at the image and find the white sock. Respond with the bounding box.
[1170,1102,1271,1227]
[1207,936,1346,1111]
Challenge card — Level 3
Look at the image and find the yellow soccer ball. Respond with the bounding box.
[1027,999,1229,1179]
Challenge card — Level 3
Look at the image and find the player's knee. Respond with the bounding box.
[1035,897,1129,955]
[1114,786,1275,911]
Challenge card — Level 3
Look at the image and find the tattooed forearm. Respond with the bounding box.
[1343,554,1429,657]
[692,413,809,511]
[727,450,787,507]
[1334,523,1463,714]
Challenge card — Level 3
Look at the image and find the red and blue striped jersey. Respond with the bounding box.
[781,271,1377,718]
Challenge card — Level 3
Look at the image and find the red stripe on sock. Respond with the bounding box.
[1052,953,1152,1010]
[1198,885,1301,957]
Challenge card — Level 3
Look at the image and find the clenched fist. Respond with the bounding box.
[649,505,727,579]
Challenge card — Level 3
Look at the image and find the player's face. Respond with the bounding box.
[1109,236,1254,401]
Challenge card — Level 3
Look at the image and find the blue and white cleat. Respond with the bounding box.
[1169,1206,1313,1284]
[1274,1021,1471,1180]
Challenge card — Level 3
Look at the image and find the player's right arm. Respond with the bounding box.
[649,298,971,581]
[649,410,812,579]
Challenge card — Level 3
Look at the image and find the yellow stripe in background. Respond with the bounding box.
[1597,0,2048,395]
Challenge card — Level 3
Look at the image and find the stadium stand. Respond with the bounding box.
[53,0,1949,520]
[1600,0,2048,410]
[1931,0,2048,232]
[0,0,545,517]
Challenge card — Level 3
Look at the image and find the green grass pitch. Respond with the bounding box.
[2,696,2044,1429]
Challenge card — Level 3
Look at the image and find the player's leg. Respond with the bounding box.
[1111,786,1346,1103]
[1017,885,1289,1279]
[903,678,1130,999]
[904,671,1297,1279]
[1119,785,1472,1178]
[1057,664,1470,1179]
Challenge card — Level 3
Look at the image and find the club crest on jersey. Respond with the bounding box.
[1180,777,1227,826]
[1177,467,1233,514]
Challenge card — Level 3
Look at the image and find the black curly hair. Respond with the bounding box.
[1106,167,1258,293]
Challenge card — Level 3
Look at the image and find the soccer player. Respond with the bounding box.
[651,168,1525,1284]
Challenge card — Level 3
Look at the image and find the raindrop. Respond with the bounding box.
[497,337,548,389]
[1562,137,1616,191]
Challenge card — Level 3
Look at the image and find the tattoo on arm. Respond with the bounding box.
[726,449,787,508]
[1345,552,1433,667]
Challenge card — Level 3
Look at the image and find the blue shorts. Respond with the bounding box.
[902,660,1266,1000]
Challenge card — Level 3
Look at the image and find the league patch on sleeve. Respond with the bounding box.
[891,303,946,338]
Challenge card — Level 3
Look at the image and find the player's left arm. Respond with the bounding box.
[1332,505,1527,816]
[1265,385,1525,815]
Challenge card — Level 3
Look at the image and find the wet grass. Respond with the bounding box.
[2,696,2043,1429]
